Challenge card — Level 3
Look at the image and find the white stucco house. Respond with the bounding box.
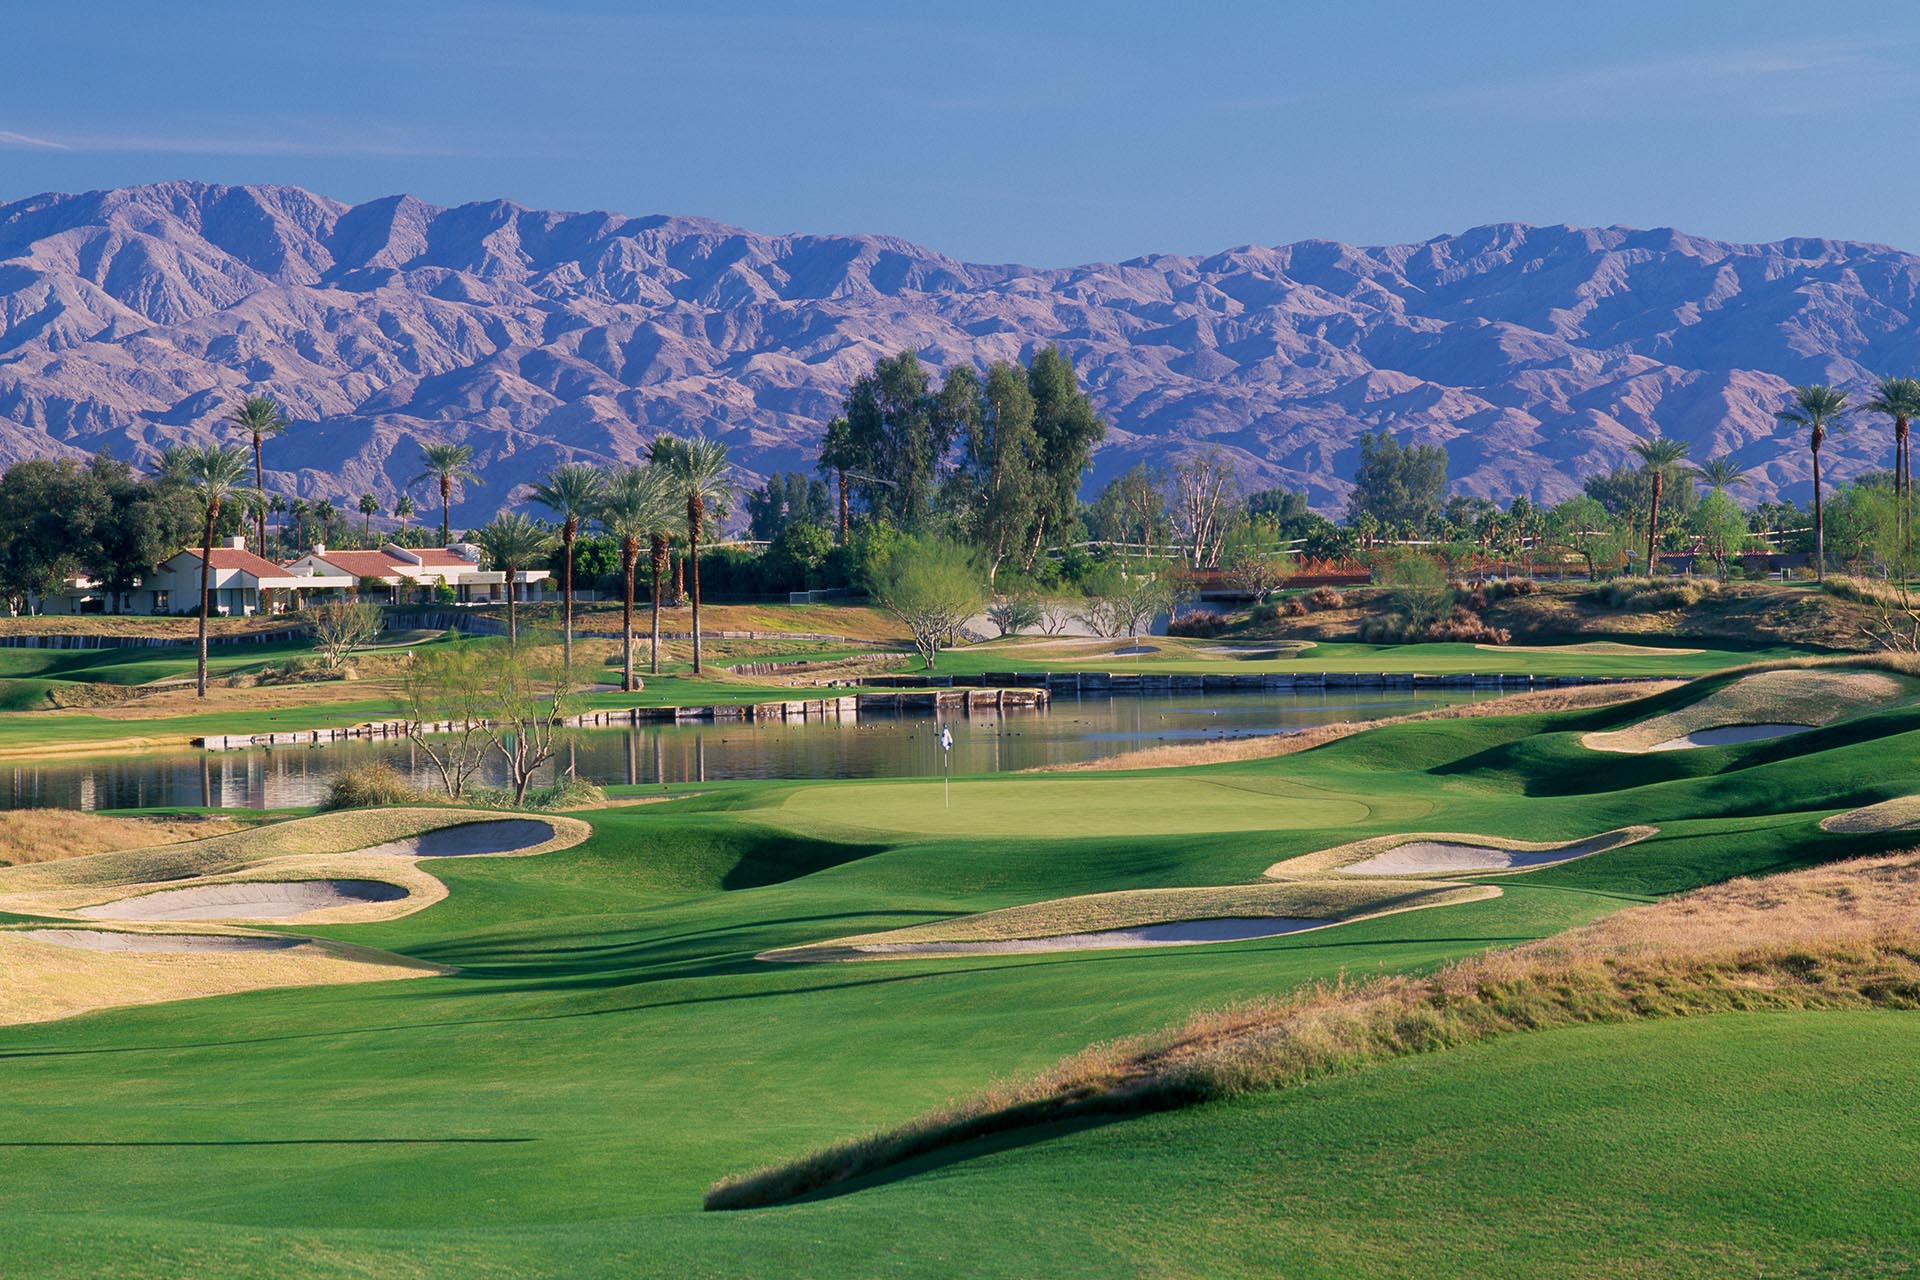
[143,537,334,616]
[280,542,549,604]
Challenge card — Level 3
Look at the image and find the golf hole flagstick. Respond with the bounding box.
[941,723,953,808]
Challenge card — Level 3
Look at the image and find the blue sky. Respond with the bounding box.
[4,1,1918,265]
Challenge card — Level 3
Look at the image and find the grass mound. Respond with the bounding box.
[760,881,1496,962]
[1267,826,1656,878]
[1821,794,1920,833]
[707,849,1920,1210]
[1582,667,1919,753]
[0,809,246,867]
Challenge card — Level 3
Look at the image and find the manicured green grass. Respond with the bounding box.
[933,637,1815,678]
[2,680,1918,1275]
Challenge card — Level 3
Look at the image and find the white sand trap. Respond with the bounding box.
[353,819,556,858]
[1646,723,1812,751]
[846,916,1325,957]
[78,878,409,922]
[1344,834,1623,876]
[22,929,305,954]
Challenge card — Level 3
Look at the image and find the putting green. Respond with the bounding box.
[759,773,1415,839]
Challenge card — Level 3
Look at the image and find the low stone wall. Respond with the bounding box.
[845,670,1640,692]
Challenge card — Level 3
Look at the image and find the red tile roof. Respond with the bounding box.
[310,550,408,579]
[403,548,476,567]
[175,548,292,579]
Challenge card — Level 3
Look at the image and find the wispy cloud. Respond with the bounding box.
[1424,40,1917,120]
[0,129,68,151]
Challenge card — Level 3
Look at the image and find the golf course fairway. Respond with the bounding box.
[3,662,1920,1277]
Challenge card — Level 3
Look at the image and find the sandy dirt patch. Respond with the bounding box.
[1647,723,1811,751]
[0,810,246,867]
[837,916,1327,956]
[79,877,410,922]
[0,925,443,1026]
[1269,826,1656,878]
[23,928,305,953]
[1820,794,1920,833]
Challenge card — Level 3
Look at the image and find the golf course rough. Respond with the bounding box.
[1268,827,1658,879]
[1582,667,1919,753]
[759,881,1499,961]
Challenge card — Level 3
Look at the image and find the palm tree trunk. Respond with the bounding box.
[440,476,452,545]
[561,519,576,667]
[1646,473,1662,576]
[252,436,267,552]
[689,497,704,674]
[506,561,519,645]
[672,549,684,605]
[649,535,666,675]
[622,546,637,692]
[1813,440,1825,581]
[197,511,215,698]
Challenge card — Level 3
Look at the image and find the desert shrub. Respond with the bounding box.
[1823,575,1908,609]
[1305,587,1347,610]
[256,656,341,685]
[521,775,607,810]
[319,763,429,811]
[1282,598,1309,617]
[1166,609,1229,638]
[1592,576,1719,611]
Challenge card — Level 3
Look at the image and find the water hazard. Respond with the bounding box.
[1,689,1478,811]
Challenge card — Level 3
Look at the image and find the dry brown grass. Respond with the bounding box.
[0,810,247,867]
[759,880,1496,961]
[1584,667,1919,753]
[707,849,1920,1210]
[1035,681,1677,773]
[0,926,444,1026]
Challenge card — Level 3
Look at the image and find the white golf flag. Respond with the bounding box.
[940,726,953,752]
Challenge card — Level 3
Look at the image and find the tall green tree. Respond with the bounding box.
[412,443,480,544]
[531,462,609,666]
[950,361,1039,581]
[652,436,736,674]
[1021,346,1106,570]
[1864,375,1920,566]
[596,465,676,689]
[838,351,967,531]
[1777,385,1849,580]
[1346,431,1449,530]
[817,417,858,544]
[472,512,556,646]
[226,395,286,552]
[157,443,253,697]
[1627,437,1690,575]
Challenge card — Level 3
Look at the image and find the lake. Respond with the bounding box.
[0,689,1479,811]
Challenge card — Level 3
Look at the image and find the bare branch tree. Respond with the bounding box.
[308,600,384,673]
[1167,451,1238,568]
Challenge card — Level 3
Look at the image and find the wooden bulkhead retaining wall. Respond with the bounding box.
[194,686,1050,751]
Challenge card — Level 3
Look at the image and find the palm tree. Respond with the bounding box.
[596,465,675,690]
[288,497,311,550]
[157,443,253,698]
[1777,385,1850,580]
[226,395,287,553]
[1865,375,1920,567]
[412,443,480,544]
[358,492,380,543]
[531,462,609,666]
[1628,436,1691,575]
[472,512,557,646]
[394,493,415,533]
[818,416,857,544]
[652,436,736,674]
[1692,455,1751,493]
[267,493,289,556]
[314,498,338,546]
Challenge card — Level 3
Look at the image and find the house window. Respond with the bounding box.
[152,590,170,613]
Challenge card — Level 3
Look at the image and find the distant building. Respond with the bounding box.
[280,542,549,604]
[142,538,324,616]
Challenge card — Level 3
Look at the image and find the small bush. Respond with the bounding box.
[319,764,428,811]
[1167,609,1229,638]
[523,775,607,810]
[1823,575,1908,608]
[1305,587,1347,611]
[1592,576,1719,612]
[1282,599,1309,617]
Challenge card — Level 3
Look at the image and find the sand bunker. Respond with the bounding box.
[1269,826,1655,879]
[1584,668,1916,754]
[353,819,556,858]
[79,878,409,922]
[1342,833,1627,876]
[1821,794,1920,834]
[839,916,1326,957]
[22,928,305,954]
[1646,723,1810,751]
